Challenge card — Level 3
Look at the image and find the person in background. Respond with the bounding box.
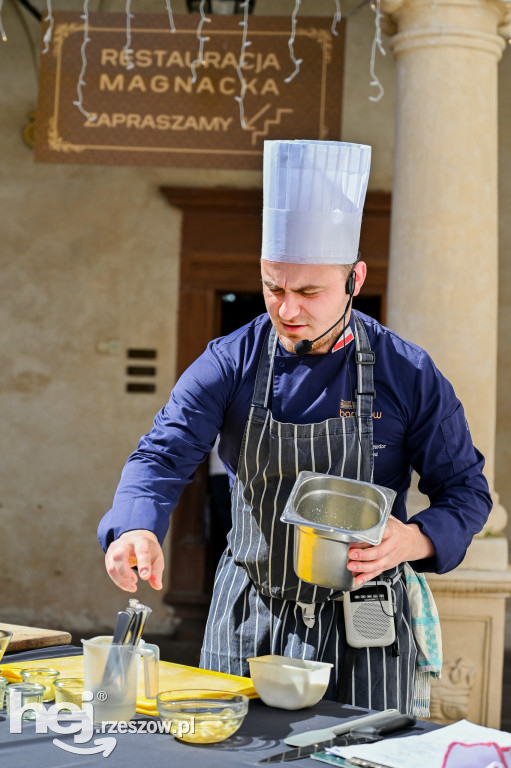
[98,140,491,713]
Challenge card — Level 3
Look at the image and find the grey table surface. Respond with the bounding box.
[0,645,441,768]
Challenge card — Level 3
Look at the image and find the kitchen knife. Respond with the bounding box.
[284,709,400,747]
[257,713,416,763]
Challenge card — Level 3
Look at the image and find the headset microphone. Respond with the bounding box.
[293,338,315,356]
[294,269,356,356]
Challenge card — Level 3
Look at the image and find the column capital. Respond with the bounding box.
[498,0,511,35]
[380,0,511,57]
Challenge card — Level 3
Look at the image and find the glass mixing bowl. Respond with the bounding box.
[156,689,249,744]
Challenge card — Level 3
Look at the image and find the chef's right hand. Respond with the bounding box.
[105,530,164,593]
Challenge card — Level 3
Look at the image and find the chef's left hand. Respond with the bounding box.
[347,518,435,586]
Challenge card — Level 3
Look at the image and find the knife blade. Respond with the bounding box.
[257,713,416,763]
[284,709,400,747]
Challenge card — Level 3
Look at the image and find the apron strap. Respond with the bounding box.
[336,645,357,703]
[352,313,375,483]
[251,325,278,410]
[353,313,376,421]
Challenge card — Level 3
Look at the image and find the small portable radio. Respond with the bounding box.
[343,581,396,648]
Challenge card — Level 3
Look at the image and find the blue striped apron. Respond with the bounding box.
[200,314,417,712]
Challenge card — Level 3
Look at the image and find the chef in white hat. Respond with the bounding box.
[99,140,491,712]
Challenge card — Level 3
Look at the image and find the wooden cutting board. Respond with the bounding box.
[0,623,72,652]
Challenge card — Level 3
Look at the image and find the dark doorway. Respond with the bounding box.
[353,294,381,321]
[220,292,382,333]
[219,291,267,336]
[219,289,382,338]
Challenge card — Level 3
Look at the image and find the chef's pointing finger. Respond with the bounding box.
[133,537,164,590]
[148,556,164,590]
[147,546,164,590]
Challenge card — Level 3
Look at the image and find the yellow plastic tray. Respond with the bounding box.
[0,656,257,716]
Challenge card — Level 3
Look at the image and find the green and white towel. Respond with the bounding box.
[404,563,443,718]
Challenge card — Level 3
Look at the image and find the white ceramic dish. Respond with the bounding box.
[247,655,332,710]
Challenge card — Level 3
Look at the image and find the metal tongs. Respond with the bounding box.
[101,600,152,691]
[112,599,152,647]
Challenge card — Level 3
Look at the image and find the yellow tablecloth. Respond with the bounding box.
[0,656,257,716]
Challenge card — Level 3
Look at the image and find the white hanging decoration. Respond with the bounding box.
[331,0,342,36]
[234,0,252,130]
[42,1,54,54]
[164,0,176,34]
[0,0,7,42]
[123,0,135,70]
[284,0,303,84]
[73,0,97,122]
[190,0,211,84]
[368,0,386,102]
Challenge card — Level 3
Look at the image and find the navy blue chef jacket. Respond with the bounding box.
[98,310,492,574]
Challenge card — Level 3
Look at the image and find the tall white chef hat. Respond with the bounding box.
[261,140,371,265]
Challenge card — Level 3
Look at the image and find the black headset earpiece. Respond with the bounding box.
[346,269,356,297]
[294,264,358,355]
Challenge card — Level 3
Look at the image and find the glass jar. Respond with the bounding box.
[0,676,7,709]
[54,678,85,710]
[5,683,45,719]
[21,668,60,702]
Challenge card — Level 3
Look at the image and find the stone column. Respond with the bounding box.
[379,0,511,727]
[381,0,511,547]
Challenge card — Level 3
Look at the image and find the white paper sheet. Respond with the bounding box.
[326,719,511,768]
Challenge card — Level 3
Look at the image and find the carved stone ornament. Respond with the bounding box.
[430,657,477,724]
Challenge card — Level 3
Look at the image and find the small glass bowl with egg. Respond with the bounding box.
[156,689,249,744]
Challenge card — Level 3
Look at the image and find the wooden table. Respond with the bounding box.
[0,622,71,652]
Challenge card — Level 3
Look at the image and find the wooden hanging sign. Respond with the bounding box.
[34,12,345,169]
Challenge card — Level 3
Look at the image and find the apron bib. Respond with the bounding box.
[200,315,417,712]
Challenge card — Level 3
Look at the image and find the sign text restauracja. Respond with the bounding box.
[35,13,344,169]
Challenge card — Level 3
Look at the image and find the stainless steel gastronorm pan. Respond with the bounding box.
[280,471,396,591]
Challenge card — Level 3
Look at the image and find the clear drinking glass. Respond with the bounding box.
[5,683,45,719]
[21,668,60,702]
[0,676,7,709]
